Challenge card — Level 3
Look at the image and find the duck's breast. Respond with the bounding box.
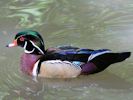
[20,53,42,75]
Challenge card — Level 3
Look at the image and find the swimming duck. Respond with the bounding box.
[7,30,131,78]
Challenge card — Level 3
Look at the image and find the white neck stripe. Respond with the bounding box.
[29,40,44,55]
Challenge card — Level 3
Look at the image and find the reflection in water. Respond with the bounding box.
[0,0,133,100]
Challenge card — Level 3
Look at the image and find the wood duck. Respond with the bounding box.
[7,30,131,78]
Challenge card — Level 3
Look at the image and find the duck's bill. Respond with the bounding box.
[6,40,17,47]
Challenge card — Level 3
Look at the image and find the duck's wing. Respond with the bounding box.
[46,45,79,54]
[57,45,79,50]
[44,47,94,62]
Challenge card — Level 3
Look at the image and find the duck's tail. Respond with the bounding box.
[116,52,131,62]
[89,52,131,73]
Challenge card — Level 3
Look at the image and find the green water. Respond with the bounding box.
[0,0,133,100]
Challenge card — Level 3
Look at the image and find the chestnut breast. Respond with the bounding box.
[20,53,42,75]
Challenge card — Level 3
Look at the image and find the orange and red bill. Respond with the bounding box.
[6,40,17,47]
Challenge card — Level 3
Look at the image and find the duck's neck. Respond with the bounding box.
[20,53,42,75]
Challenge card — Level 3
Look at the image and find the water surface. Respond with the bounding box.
[0,0,133,100]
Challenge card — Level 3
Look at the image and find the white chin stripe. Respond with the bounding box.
[24,41,35,54]
[32,60,40,76]
[24,48,35,54]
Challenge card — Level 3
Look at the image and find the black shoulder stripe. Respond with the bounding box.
[37,56,47,75]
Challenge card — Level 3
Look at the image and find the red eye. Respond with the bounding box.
[20,36,25,41]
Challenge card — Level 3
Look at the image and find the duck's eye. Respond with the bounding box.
[19,36,25,41]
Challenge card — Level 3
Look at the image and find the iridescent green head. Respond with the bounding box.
[7,30,45,55]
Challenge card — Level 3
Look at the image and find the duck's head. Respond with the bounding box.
[7,30,45,55]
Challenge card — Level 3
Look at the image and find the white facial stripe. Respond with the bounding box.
[23,41,27,50]
[16,34,44,54]
[16,35,26,40]
[16,34,43,45]
[29,40,44,55]
[24,41,35,54]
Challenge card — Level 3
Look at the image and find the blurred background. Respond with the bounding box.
[0,0,133,100]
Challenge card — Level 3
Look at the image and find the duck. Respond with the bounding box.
[6,30,131,78]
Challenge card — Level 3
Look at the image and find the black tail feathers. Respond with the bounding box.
[116,52,131,62]
[90,52,131,73]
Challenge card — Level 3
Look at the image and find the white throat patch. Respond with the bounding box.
[24,41,35,54]
[23,41,44,54]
